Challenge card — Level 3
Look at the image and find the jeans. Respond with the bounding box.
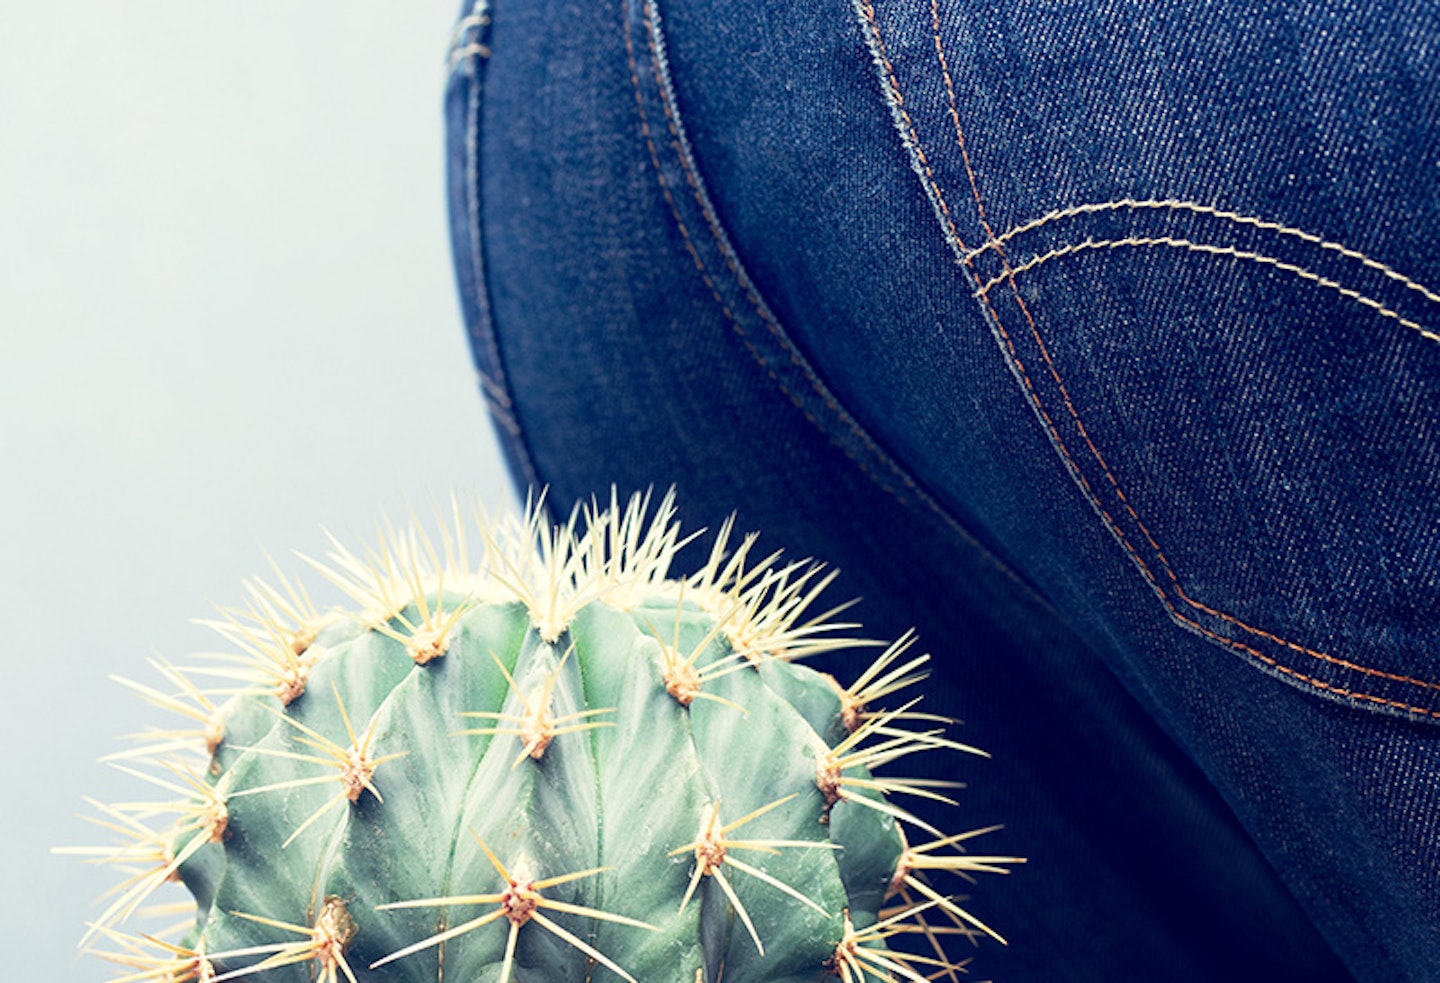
[444,1,1440,979]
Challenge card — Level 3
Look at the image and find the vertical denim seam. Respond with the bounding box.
[623,0,1051,604]
[622,2,820,469]
[853,0,1440,720]
[626,0,903,500]
[451,0,543,493]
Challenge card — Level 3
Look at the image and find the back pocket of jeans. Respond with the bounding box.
[971,199,1440,723]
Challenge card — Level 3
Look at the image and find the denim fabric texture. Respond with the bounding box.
[445,1,1440,979]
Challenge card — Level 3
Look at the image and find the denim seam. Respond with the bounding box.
[623,0,1048,603]
[935,0,1440,717]
[854,0,1440,720]
[450,1,543,492]
[923,0,1440,717]
[627,0,898,504]
[640,1,841,397]
[622,4,814,464]
[634,0,885,483]
[929,23,1440,708]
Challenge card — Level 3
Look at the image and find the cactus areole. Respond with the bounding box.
[67,492,1020,982]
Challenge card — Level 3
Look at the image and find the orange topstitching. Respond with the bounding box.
[858,0,1440,716]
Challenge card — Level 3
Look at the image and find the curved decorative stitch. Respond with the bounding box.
[975,235,1440,344]
[974,226,1440,694]
[968,198,1440,312]
[850,0,1440,718]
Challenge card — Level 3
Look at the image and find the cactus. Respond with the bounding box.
[65,492,1020,982]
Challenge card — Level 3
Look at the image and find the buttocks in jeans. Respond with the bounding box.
[445,1,1440,979]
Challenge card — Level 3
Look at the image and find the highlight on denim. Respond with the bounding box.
[60,491,1020,982]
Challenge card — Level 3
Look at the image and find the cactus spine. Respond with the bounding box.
[66,492,1019,982]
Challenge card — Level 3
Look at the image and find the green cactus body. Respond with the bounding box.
[68,493,1019,982]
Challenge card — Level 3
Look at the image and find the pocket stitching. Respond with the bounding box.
[855,0,1440,718]
[975,233,1440,346]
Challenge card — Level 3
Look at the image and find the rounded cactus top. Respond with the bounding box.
[64,490,1020,983]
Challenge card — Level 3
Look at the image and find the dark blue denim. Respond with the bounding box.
[444,1,1440,979]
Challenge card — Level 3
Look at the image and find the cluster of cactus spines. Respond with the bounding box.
[64,491,1022,983]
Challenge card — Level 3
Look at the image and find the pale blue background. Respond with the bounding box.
[0,4,513,976]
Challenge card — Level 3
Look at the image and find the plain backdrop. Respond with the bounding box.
[0,3,515,976]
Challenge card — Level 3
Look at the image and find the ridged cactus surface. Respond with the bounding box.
[67,493,1019,982]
